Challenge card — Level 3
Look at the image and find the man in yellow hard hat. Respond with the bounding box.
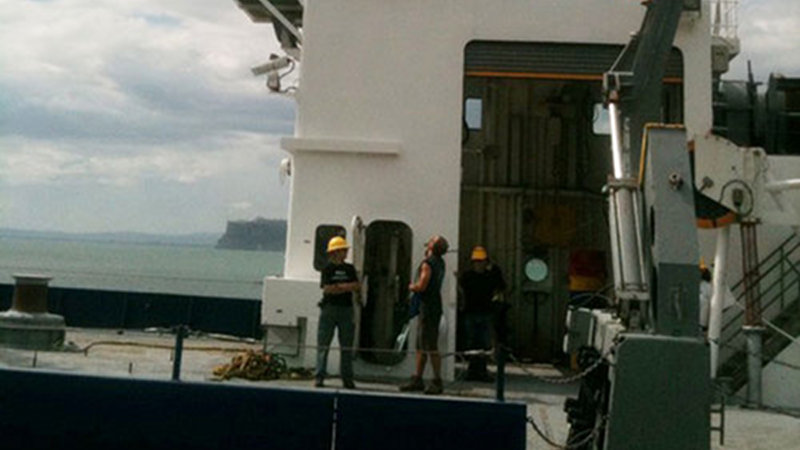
[315,236,360,389]
[458,245,506,382]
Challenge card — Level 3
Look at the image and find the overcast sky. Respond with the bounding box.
[0,0,293,234]
[0,1,798,235]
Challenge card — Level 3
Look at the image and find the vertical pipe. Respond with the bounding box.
[515,194,523,321]
[632,190,649,285]
[608,102,624,179]
[709,226,730,378]
[172,325,186,381]
[351,217,364,352]
[495,345,506,402]
[741,222,761,326]
[614,188,643,291]
[744,326,764,406]
[608,194,623,293]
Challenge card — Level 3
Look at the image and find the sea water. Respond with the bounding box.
[0,237,284,299]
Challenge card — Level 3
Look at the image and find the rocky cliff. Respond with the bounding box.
[216,218,286,251]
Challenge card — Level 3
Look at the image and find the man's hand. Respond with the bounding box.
[323,281,360,295]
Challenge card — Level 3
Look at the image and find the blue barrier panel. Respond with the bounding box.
[0,283,263,338]
[335,392,527,450]
[0,368,334,450]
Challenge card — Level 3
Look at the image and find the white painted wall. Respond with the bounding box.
[264,0,714,378]
[762,340,800,410]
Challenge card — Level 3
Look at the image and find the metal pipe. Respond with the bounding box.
[614,187,644,291]
[608,192,622,292]
[172,325,186,381]
[608,102,624,179]
[744,326,764,406]
[631,189,648,285]
[709,226,730,378]
[765,179,800,192]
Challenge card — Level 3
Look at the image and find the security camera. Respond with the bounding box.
[251,54,292,76]
[266,72,281,92]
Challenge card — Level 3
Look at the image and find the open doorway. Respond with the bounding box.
[457,41,683,363]
[358,220,412,365]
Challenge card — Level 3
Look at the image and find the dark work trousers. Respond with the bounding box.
[464,312,492,377]
[315,304,355,382]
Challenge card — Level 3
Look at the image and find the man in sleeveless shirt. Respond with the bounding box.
[400,235,448,395]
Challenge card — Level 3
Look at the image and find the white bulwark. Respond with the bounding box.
[237,0,800,390]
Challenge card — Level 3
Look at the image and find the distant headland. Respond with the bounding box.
[0,228,220,247]
[215,217,286,251]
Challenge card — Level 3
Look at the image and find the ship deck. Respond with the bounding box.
[0,327,797,449]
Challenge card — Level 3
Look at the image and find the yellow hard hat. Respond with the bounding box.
[471,246,488,261]
[327,236,349,253]
[699,257,708,271]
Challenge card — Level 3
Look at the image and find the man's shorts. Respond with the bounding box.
[417,307,441,351]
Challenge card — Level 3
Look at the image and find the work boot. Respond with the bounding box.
[343,379,356,390]
[399,376,425,392]
[424,378,443,395]
[314,377,324,388]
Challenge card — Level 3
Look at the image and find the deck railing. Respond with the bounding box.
[711,0,739,41]
[718,232,800,386]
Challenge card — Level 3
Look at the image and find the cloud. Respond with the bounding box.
[0,0,295,146]
[229,201,254,211]
[0,0,294,232]
[729,0,800,79]
[0,133,284,187]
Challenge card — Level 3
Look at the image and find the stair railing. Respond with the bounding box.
[719,233,800,363]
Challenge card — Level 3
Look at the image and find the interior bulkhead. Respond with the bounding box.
[457,41,684,362]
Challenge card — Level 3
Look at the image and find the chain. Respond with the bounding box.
[506,346,612,385]
[527,413,607,449]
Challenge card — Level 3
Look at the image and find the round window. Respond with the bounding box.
[524,258,549,282]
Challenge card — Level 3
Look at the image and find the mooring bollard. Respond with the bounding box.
[0,274,65,350]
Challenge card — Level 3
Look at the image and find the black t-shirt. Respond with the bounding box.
[320,262,358,306]
[459,265,506,314]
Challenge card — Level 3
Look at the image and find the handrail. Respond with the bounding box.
[723,256,799,334]
[729,234,798,292]
[723,281,800,342]
[720,233,800,347]
[722,261,799,336]
[731,233,800,290]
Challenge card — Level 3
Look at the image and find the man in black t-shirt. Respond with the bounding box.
[315,236,360,389]
[459,246,506,381]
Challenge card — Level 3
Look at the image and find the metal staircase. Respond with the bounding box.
[717,232,800,392]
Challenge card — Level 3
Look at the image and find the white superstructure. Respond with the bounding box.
[237,0,800,385]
